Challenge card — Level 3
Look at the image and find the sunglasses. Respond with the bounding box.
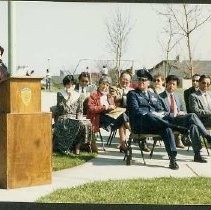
[138,78,148,82]
[201,81,210,86]
[153,79,161,82]
[192,79,199,82]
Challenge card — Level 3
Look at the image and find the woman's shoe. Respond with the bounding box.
[119,144,127,153]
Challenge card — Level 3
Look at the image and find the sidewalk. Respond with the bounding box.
[0,130,210,202]
[0,91,210,202]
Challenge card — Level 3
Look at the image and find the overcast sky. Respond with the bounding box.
[0,1,211,76]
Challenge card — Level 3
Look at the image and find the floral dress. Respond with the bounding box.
[53,91,92,154]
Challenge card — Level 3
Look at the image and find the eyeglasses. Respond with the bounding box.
[81,80,89,83]
[153,79,161,82]
[192,79,199,82]
[201,81,210,86]
[138,78,148,82]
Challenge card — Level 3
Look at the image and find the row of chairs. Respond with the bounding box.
[97,127,210,166]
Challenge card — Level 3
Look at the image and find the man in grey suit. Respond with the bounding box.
[189,75,211,128]
[159,75,211,163]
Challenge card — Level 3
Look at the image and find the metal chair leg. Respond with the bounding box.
[138,140,146,165]
[149,139,157,159]
[203,137,210,156]
[99,129,106,151]
[106,129,116,146]
[108,129,117,146]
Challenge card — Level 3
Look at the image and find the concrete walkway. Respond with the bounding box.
[0,131,210,202]
[0,91,210,202]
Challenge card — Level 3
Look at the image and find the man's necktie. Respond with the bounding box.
[144,91,149,100]
[170,94,175,113]
[81,87,84,93]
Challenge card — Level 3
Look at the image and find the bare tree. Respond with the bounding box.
[105,8,134,82]
[157,14,182,77]
[166,4,211,77]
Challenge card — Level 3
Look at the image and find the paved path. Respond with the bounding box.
[0,92,210,202]
[0,133,210,202]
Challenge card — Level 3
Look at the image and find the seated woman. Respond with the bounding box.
[149,73,165,94]
[53,75,93,155]
[87,76,130,152]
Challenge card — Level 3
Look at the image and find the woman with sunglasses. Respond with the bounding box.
[149,74,165,95]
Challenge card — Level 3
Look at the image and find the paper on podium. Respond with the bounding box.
[105,107,126,119]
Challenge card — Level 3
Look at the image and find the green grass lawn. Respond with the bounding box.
[53,152,97,171]
[37,177,211,204]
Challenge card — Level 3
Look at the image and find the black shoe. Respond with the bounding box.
[169,160,179,170]
[194,154,207,163]
[169,156,179,170]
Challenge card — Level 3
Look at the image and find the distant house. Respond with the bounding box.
[149,60,211,79]
[51,70,101,86]
[51,70,71,85]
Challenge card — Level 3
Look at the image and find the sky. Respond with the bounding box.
[0,1,211,76]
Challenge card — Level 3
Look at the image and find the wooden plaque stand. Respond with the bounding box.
[0,77,52,189]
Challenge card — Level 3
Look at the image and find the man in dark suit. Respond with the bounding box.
[0,46,9,83]
[159,74,211,163]
[184,74,200,113]
[189,75,211,127]
[127,70,211,169]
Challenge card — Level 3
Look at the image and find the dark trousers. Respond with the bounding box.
[100,112,128,132]
[140,114,177,157]
[167,113,210,153]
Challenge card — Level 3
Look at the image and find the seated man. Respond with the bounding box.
[0,46,9,83]
[159,75,211,161]
[189,75,211,128]
[127,70,211,170]
[184,73,200,113]
[75,71,97,115]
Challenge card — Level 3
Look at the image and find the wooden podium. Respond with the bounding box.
[0,77,52,189]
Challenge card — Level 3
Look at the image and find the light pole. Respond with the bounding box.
[47,58,51,71]
[8,1,17,75]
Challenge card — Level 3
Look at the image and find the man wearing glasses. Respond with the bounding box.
[75,72,97,114]
[184,74,201,113]
[189,75,211,128]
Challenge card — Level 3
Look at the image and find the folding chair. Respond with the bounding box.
[97,128,118,151]
[124,132,159,165]
[202,126,211,156]
[95,129,106,151]
[106,129,117,146]
[124,131,182,165]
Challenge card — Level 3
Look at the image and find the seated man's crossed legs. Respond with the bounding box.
[168,113,211,162]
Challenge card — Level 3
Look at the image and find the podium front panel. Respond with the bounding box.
[0,77,42,113]
[0,113,52,189]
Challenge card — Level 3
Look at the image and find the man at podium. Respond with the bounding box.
[0,45,9,83]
